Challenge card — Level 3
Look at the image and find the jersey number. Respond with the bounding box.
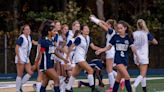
[120,51,125,57]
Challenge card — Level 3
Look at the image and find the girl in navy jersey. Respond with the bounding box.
[65,25,101,92]
[96,21,139,92]
[38,20,68,92]
[15,24,38,92]
[131,19,158,92]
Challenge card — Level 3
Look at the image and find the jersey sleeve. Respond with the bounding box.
[66,31,69,38]
[74,37,81,46]
[109,35,116,45]
[16,37,23,46]
[89,37,93,44]
[107,29,114,34]
[129,37,134,46]
[54,34,58,42]
[147,32,154,41]
[67,40,73,47]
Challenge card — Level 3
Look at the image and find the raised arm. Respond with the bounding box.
[90,15,109,31]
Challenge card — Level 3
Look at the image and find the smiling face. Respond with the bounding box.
[23,25,31,35]
[81,25,89,35]
[117,23,127,35]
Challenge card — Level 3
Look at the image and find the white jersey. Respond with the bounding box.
[66,30,74,44]
[15,34,32,64]
[55,35,66,64]
[106,29,116,59]
[73,35,90,63]
[133,30,149,64]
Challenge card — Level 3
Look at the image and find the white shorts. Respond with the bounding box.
[15,56,30,64]
[73,53,86,63]
[134,56,149,65]
[106,46,115,59]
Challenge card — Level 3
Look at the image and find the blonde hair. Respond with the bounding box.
[106,19,117,29]
[137,19,149,32]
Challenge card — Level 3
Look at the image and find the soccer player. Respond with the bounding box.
[38,20,68,92]
[15,24,38,92]
[78,59,105,88]
[90,15,117,91]
[96,21,139,92]
[132,19,158,92]
[66,21,80,44]
[65,25,101,92]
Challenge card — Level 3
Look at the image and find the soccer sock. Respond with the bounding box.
[141,77,147,92]
[141,77,146,87]
[113,81,120,92]
[80,81,90,87]
[21,74,31,84]
[36,82,42,92]
[125,80,132,92]
[112,70,117,77]
[87,74,94,86]
[108,72,115,88]
[40,85,46,92]
[54,86,60,92]
[133,75,143,87]
[16,76,22,92]
[66,76,75,90]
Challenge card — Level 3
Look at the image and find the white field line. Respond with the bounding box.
[0,77,164,92]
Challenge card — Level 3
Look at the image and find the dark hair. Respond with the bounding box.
[40,20,54,38]
[80,24,88,31]
[118,20,133,38]
[73,30,81,38]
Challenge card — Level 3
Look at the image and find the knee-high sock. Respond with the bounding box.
[54,86,60,92]
[40,85,46,92]
[66,76,75,90]
[113,81,120,92]
[36,82,42,92]
[21,74,31,84]
[87,74,94,86]
[141,77,146,87]
[125,80,132,92]
[133,75,143,88]
[16,76,22,92]
[112,70,117,77]
[108,72,115,88]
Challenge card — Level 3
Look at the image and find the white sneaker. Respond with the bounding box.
[132,85,136,92]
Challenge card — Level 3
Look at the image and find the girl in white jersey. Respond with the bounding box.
[90,15,118,91]
[15,24,38,92]
[65,25,101,92]
[132,19,158,92]
[66,21,80,44]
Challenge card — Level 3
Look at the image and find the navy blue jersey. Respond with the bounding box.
[39,37,55,71]
[109,34,133,66]
[88,59,104,70]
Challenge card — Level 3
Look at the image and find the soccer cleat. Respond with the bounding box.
[20,87,23,92]
[98,82,105,88]
[105,88,113,92]
[132,85,136,92]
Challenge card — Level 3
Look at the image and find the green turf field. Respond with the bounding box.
[47,79,164,92]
